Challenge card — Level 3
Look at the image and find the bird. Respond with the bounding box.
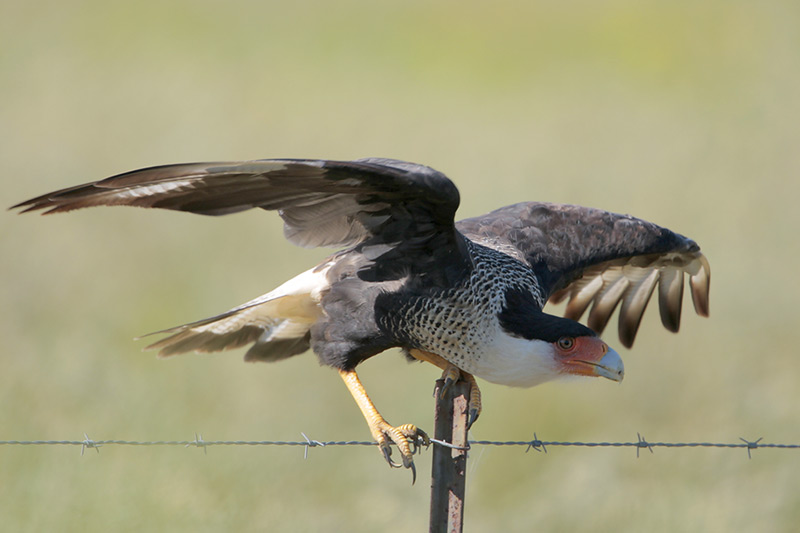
[12,157,710,479]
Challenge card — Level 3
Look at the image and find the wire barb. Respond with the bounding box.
[636,433,654,458]
[81,433,101,456]
[525,433,547,454]
[187,433,207,454]
[739,437,763,459]
[300,432,325,459]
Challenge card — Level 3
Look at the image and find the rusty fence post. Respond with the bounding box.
[429,379,470,533]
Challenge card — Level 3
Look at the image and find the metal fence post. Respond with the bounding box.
[429,379,470,533]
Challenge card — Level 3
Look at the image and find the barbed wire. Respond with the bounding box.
[1,433,797,459]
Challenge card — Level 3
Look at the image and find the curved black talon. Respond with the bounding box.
[375,423,428,485]
[440,377,455,399]
[467,407,480,430]
[380,445,400,468]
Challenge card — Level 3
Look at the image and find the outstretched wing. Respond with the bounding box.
[456,202,710,348]
[12,158,465,279]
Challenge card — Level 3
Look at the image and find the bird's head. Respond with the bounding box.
[481,289,625,387]
[478,322,625,387]
[479,318,624,387]
[549,333,624,382]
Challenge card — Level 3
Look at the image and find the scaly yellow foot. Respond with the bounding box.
[339,369,429,483]
[439,365,482,429]
[409,349,483,430]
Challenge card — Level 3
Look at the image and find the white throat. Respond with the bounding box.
[470,332,560,388]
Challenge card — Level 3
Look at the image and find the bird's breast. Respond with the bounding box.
[375,240,547,377]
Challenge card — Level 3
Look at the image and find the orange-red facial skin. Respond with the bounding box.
[556,336,611,377]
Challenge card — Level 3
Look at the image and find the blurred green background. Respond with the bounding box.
[2,0,799,531]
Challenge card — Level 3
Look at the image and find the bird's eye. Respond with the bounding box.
[557,337,575,351]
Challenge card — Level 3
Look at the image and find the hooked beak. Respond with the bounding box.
[585,346,625,382]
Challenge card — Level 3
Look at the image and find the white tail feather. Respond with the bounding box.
[143,263,332,360]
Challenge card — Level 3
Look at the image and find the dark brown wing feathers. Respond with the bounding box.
[457,202,710,348]
[12,158,461,253]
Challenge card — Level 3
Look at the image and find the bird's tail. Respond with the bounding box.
[140,264,331,362]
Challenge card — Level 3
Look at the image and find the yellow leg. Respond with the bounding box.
[338,369,429,481]
[408,349,483,429]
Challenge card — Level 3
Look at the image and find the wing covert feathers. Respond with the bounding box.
[458,202,710,348]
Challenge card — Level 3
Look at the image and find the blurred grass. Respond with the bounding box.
[2,0,799,531]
